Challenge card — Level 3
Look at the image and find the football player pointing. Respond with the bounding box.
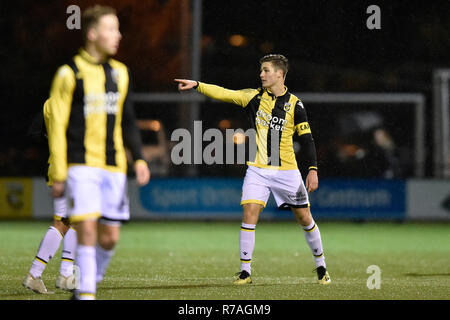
[175,54,330,285]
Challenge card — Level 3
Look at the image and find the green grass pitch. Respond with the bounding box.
[0,220,448,300]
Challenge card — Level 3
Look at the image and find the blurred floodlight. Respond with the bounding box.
[229,34,248,47]
[219,119,232,130]
[137,119,161,131]
[233,132,246,144]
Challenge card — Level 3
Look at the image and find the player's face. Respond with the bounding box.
[260,62,283,88]
[93,14,122,56]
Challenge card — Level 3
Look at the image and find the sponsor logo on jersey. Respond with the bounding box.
[255,109,287,131]
[83,92,121,117]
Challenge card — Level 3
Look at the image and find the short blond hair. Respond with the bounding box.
[81,5,117,43]
[259,54,289,77]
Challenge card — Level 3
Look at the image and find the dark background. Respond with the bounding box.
[1,0,449,177]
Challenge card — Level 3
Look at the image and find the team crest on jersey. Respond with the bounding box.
[111,69,119,84]
[283,102,291,111]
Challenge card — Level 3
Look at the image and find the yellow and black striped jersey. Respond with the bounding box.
[46,48,144,182]
[197,82,317,171]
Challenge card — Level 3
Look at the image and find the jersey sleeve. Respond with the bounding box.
[196,82,258,107]
[293,99,318,171]
[122,69,146,164]
[294,100,312,136]
[46,65,76,182]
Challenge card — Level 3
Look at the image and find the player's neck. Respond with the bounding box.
[84,43,108,64]
[266,82,286,97]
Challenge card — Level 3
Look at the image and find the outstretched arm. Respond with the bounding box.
[174,79,257,108]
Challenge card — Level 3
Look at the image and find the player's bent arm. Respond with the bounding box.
[51,181,65,198]
[196,82,257,108]
[305,169,318,193]
[46,65,76,182]
[298,133,318,173]
[293,99,318,173]
[122,73,146,163]
[300,133,319,193]
[122,103,151,185]
[122,72,150,185]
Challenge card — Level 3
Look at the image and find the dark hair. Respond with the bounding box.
[81,5,117,43]
[259,54,289,77]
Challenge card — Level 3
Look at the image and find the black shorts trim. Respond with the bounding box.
[98,216,129,224]
[278,203,309,211]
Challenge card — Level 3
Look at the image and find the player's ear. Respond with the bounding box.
[86,27,97,42]
[277,68,284,80]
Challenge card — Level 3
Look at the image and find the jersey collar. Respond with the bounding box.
[265,86,288,99]
[79,48,109,65]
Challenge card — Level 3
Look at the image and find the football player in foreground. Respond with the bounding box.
[45,5,150,299]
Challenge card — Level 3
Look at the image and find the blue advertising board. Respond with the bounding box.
[307,179,406,219]
[138,178,406,220]
[139,178,244,218]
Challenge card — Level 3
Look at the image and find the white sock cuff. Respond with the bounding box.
[302,220,316,231]
[49,226,64,239]
[96,244,115,257]
[65,227,76,236]
[241,223,256,230]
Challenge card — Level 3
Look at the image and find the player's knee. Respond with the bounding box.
[53,219,70,235]
[74,220,97,246]
[242,203,263,224]
[293,207,313,226]
[98,228,120,250]
[98,234,118,250]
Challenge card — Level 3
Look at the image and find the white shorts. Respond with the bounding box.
[53,196,68,221]
[240,166,309,209]
[65,166,129,224]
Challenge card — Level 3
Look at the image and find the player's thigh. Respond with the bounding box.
[73,219,97,246]
[242,203,264,224]
[66,166,102,223]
